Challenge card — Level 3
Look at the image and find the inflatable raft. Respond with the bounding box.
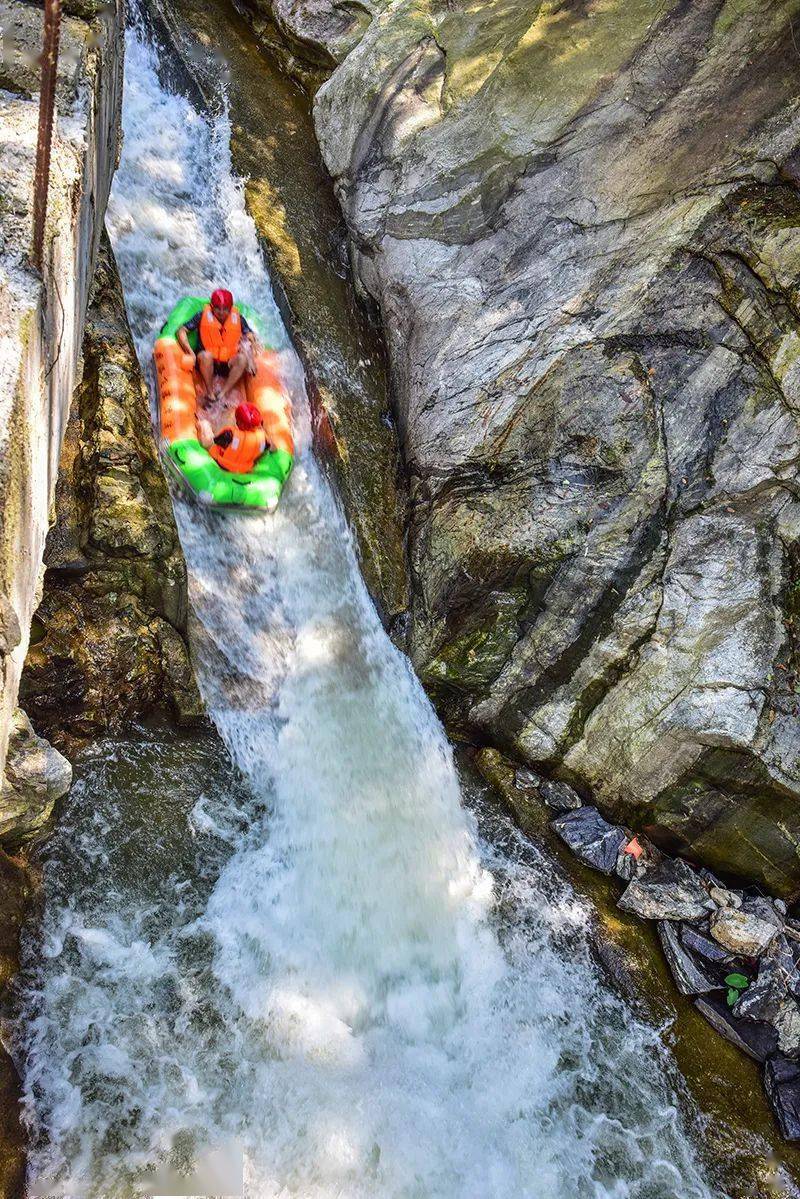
[154,296,294,511]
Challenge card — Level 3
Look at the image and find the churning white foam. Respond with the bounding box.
[10,16,721,1199]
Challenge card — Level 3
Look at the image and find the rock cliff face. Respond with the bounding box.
[20,237,203,755]
[235,0,800,896]
[0,0,123,786]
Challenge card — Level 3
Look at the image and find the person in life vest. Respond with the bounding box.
[177,288,257,406]
[198,401,267,474]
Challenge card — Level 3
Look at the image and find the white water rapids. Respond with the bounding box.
[10,16,725,1199]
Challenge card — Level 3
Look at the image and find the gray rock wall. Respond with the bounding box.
[236,0,800,895]
[0,0,123,789]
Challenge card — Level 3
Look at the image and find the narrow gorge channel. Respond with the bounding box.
[4,9,790,1199]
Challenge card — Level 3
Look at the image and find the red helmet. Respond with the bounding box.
[210,288,233,309]
[235,402,262,431]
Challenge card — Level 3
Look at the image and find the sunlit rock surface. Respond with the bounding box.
[241,0,800,894]
[0,0,123,790]
[20,238,203,754]
[234,0,372,88]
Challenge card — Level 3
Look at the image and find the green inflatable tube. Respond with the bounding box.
[156,296,294,513]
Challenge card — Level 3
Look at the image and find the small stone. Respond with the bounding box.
[680,923,737,968]
[742,896,784,929]
[775,1001,800,1057]
[550,806,626,874]
[658,921,723,996]
[709,885,742,909]
[777,900,788,916]
[539,778,582,812]
[711,908,781,958]
[632,835,666,877]
[514,767,542,793]
[615,846,638,882]
[618,857,710,921]
[695,994,778,1062]
[765,1055,800,1140]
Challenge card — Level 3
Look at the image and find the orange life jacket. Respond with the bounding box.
[199,305,242,363]
[209,426,266,474]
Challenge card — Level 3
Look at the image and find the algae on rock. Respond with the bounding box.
[20,237,203,755]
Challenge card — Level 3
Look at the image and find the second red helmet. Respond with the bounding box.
[210,288,234,309]
[235,402,262,431]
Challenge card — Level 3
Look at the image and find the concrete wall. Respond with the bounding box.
[0,0,124,787]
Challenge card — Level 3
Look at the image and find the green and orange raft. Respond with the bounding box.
[154,296,294,511]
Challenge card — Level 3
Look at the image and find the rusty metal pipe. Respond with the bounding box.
[31,0,62,272]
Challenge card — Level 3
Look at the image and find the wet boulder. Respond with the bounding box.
[765,1055,800,1141]
[0,708,71,846]
[734,936,795,1024]
[710,907,781,958]
[617,858,711,921]
[657,921,723,996]
[786,940,800,1001]
[538,778,583,813]
[550,806,627,875]
[513,764,583,814]
[475,748,549,840]
[775,1002,800,1058]
[695,994,779,1062]
[742,896,784,928]
[615,833,663,882]
[514,767,543,794]
[709,886,743,910]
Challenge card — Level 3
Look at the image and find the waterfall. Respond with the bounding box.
[10,16,719,1198]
